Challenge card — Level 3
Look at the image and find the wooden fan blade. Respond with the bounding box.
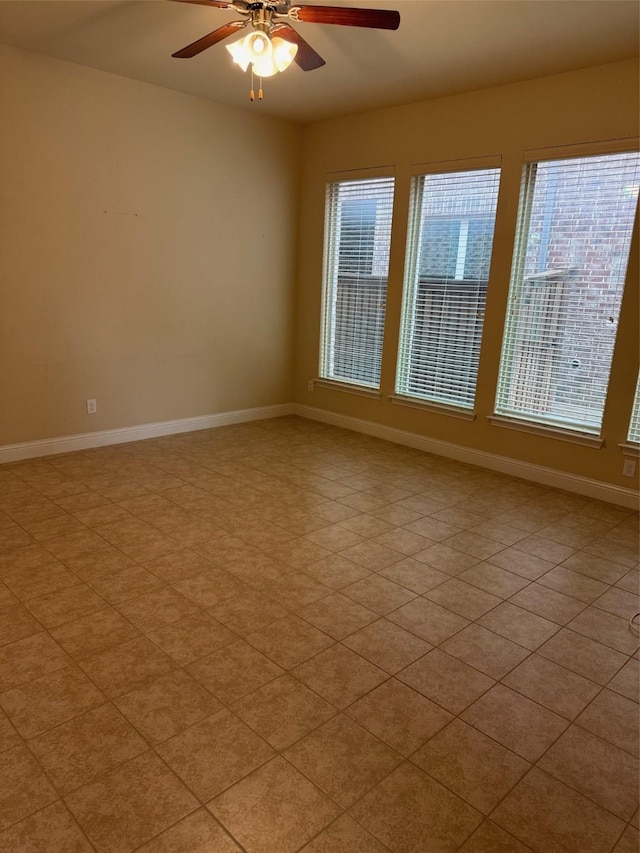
[272,23,326,70]
[290,4,400,30]
[170,0,234,8]
[172,19,247,57]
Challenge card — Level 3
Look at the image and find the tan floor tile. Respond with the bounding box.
[426,582,500,626]
[371,504,423,526]
[458,563,530,598]
[477,601,559,650]
[508,582,586,625]
[0,801,94,853]
[0,584,15,609]
[413,718,529,814]
[115,670,223,744]
[470,520,528,547]
[492,768,624,853]
[294,644,387,709]
[285,714,400,807]
[514,534,575,564]
[414,543,479,576]
[78,637,176,698]
[187,640,283,703]
[304,554,371,589]
[567,606,639,655]
[539,724,639,820]
[458,819,531,852]
[172,570,247,608]
[65,750,198,853]
[0,528,36,553]
[441,624,529,679]
[462,684,568,761]
[3,561,78,602]
[157,709,275,801]
[576,689,639,757]
[135,809,241,852]
[562,552,630,585]
[142,550,214,584]
[350,761,482,852]
[614,825,640,853]
[116,587,200,632]
[432,506,486,530]
[538,565,609,604]
[339,541,403,572]
[88,565,165,605]
[300,814,390,852]
[387,598,469,645]
[209,755,340,853]
[0,664,104,738]
[379,558,449,594]
[246,616,333,669]
[51,608,140,660]
[0,544,57,577]
[25,584,108,629]
[209,590,287,635]
[488,547,555,580]
[304,525,365,553]
[340,514,396,539]
[594,586,640,621]
[265,539,332,571]
[0,632,71,693]
[0,603,42,646]
[444,530,504,561]
[616,568,639,594]
[299,593,378,640]
[0,744,57,831]
[29,703,147,794]
[404,517,462,542]
[147,613,235,665]
[64,548,136,583]
[537,628,628,685]
[503,654,600,720]
[0,710,20,753]
[347,678,452,756]
[231,674,335,749]
[261,573,332,609]
[398,648,494,714]
[373,528,434,557]
[608,657,639,702]
[343,618,431,674]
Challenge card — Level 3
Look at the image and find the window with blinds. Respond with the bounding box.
[320,176,394,388]
[495,151,640,434]
[628,376,640,444]
[395,167,501,408]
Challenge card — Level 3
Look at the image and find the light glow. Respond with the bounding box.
[225,30,298,77]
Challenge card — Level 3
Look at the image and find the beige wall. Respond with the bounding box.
[295,59,639,491]
[0,45,300,445]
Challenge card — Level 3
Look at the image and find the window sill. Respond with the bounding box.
[313,379,382,399]
[619,442,639,458]
[389,395,476,421]
[488,415,604,448]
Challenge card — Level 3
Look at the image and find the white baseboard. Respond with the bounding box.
[294,404,639,509]
[0,404,294,464]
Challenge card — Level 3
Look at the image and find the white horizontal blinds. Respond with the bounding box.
[320,176,394,388]
[628,376,640,444]
[496,152,640,434]
[396,168,501,408]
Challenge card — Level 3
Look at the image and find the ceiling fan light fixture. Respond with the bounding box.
[225,38,251,71]
[271,36,298,72]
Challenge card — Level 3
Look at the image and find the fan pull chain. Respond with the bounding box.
[250,67,255,101]
[259,76,264,100]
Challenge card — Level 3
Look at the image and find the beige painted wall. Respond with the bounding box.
[295,59,640,491]
[0,45,300,445]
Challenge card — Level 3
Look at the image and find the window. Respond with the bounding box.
[320,176,394,388]
[628,376,640,445]
[396,167,501,408]
[495,151,640,434]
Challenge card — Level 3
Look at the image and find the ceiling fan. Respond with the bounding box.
[170,1,401,81]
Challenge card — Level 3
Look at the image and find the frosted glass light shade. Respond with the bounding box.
[272,37,298,72]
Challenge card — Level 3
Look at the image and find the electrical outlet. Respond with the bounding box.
[86,399,97,415]
[622,458,636,477]
[307,380,314,392]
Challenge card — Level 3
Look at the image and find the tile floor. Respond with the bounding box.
[0,415,638,853]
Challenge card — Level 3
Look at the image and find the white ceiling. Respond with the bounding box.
[0,0,638,123]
